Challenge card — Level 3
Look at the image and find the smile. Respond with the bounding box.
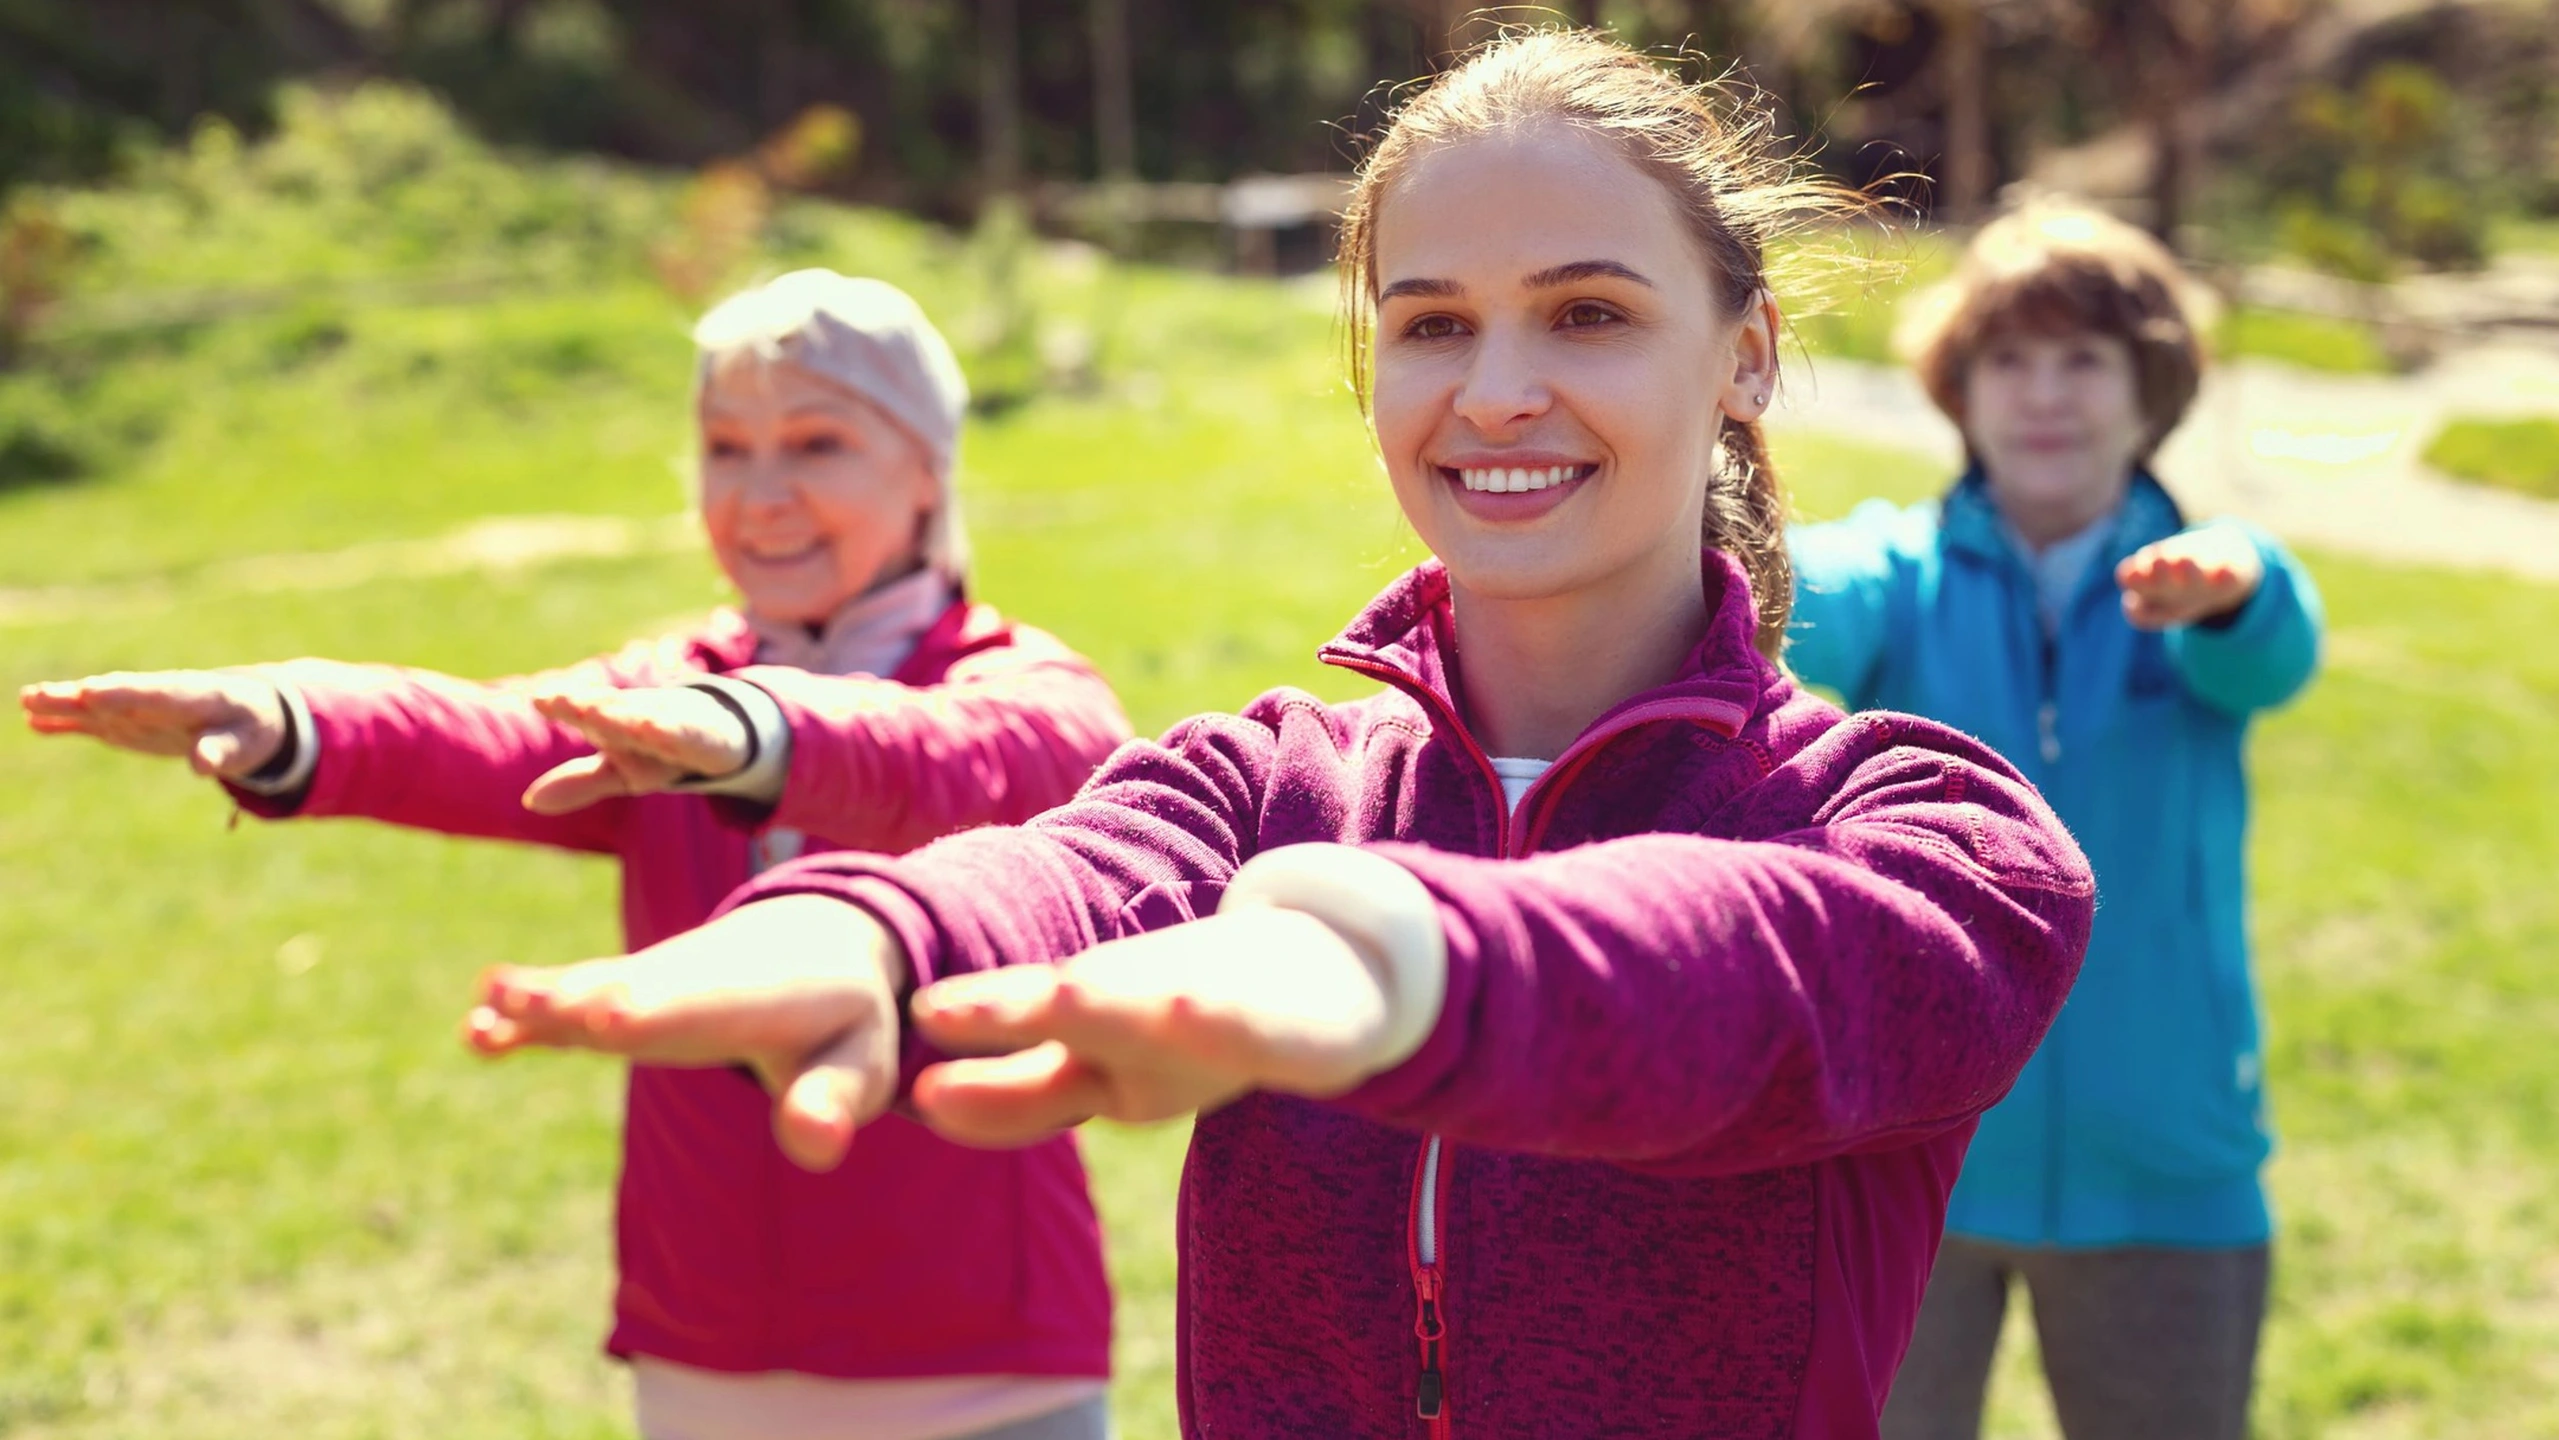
[1445,463,1596,493]
[742,542,826,564]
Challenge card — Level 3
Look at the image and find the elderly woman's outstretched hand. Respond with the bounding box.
[522,685,757,814]
[2116,524,2265,631]
[20,670,289,779]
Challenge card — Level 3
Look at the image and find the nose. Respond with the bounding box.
[1450,326,1552,436]
[733,453,800,514]
[2022,355,2074,409]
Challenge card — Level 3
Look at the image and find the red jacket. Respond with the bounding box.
[231,600,1127,1379]
[730,554,2092,1436]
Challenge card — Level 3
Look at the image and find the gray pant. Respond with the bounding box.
[1882,1237,2271,1440]
[961,1395,1114,1440]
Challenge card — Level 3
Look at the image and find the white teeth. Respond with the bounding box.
[1456,464,1586,493]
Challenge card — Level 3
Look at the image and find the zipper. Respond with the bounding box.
[1409,1134,1451,1435]
[1325,652,1748,1438]
[2035,628,2061,766]
[1323,655,1748,863]
[1323,656,1517,856]
[1513,696,1746,856]
[2032,593,2065,1239]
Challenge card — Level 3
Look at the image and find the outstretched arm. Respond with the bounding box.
[916,720,2089,1173]
[719,641,1134,853]
[469,706,1404,1164]
[471,713,2090,1179]
[2119,521,2323,715]
[1787,498,1911,709]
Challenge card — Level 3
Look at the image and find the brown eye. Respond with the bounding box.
[1404,314,1465,341]
[1559,301,1620,329]
[794,432,848,457]
[705,437,748,460]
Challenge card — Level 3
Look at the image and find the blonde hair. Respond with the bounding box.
[1899,201,2217,460]
[1335,28,1871,657]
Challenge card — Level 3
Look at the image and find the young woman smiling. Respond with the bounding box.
[24,273,1131,1440]
[464,34,2094,1438]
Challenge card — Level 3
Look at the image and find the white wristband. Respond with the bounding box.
[228,680,321,797]
[664,676,794,803]
[1219,842,1449,1076]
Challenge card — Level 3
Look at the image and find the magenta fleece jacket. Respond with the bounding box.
[226,600,1128,1380]
[728,552,2095,1438]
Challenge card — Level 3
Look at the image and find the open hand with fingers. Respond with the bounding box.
[465,896,1404,1169]
[906,907,1400,1148]
[20,670,288,778]
[2116,525,2264,631]
[467,894,910,1171]
[522,685,755,814]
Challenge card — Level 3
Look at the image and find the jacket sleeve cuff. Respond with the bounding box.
[716,871,956,1096]
[665,676,793,804]
[226,679,320,799]
[2182,525,2288,639]
[1218,842,1448,1078]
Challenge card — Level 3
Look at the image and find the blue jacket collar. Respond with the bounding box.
[1940,467,2188,569]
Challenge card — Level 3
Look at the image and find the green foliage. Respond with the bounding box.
[2489,216,2559,259]
[2422,416,2559,500]
[2267,63,2491,279]
[40,84,675,299]
[2216,306,2392,377]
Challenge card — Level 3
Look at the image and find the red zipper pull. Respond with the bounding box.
[1414,1268,1446,1421]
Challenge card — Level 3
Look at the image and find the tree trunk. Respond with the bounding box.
[1090,0,1135,180]
[980,0,1022,203]
[1936,0,1991,223]
[2131,0,2216,248]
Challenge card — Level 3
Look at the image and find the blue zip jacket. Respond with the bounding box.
[1787,471,2322,1248]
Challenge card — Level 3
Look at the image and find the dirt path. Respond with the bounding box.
[1768,341,2559,583]
[0,513,699,629]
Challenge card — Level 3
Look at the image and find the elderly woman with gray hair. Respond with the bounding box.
[23,270,1131,1440]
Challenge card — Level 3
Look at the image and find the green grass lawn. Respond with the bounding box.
[2422,416,2559,500]
[5,92,2557,1440]
[2217,305,2396,377]
[2488,215,2559,260]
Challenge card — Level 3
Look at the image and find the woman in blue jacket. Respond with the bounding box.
[1790,202,2321,1440]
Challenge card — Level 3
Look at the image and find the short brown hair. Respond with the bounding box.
[1900,201,2216,459]
[1334,29,1870,658]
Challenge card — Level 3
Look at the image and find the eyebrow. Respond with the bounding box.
[1376,276,1462,304]
[1526,259,1655,290]
[1376,259,1656,305]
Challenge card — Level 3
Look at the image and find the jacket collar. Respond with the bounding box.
[1940,466,2187,569]
[697,593,988,684]
[1315,548,1766,745]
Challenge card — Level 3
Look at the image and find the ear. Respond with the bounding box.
[1716,289,1781,424]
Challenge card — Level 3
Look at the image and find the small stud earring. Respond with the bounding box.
[1754,392,1768,406]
